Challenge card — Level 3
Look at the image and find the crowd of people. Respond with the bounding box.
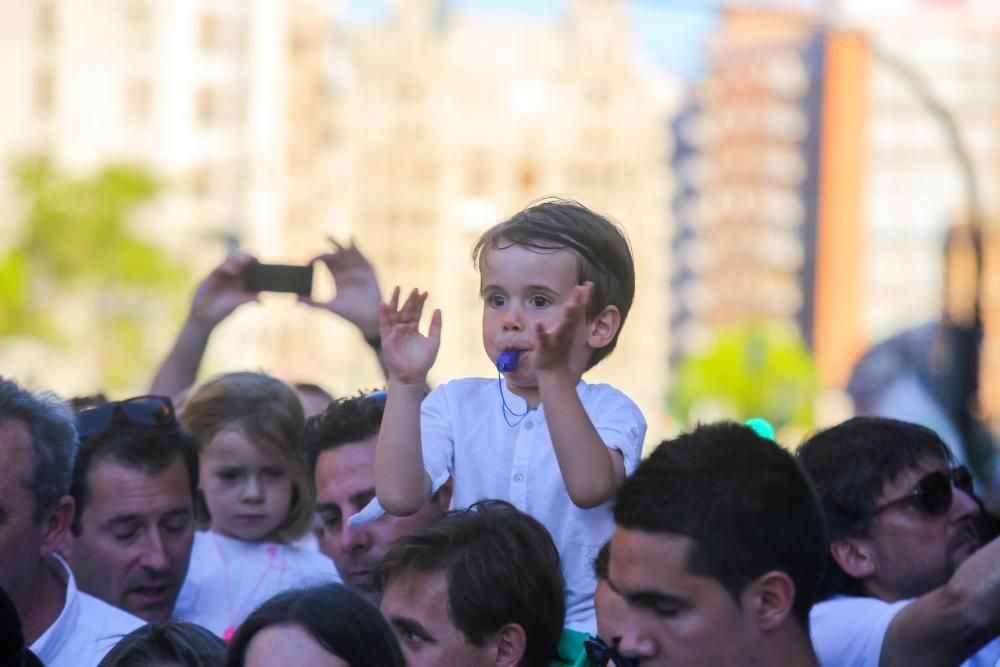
[1,199,999,667]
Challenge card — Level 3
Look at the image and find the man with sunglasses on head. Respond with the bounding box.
[0,377,143,667]
[62,394,199,624]
[799,416,1000,667]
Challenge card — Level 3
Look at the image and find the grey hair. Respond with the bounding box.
[0,377,78,521]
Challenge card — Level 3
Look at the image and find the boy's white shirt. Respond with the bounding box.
[353,377,646,634]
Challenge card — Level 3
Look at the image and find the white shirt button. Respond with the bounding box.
[514,473,525,483]
[524,421,534,430]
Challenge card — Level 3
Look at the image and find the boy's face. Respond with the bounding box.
[480,245,595,401]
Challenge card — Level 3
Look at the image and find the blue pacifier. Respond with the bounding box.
[496,349,520,373]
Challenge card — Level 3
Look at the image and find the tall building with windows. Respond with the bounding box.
[0,0,345,391]
[671,6,825,365]
[324,0,679,436]
[0,0,678,437]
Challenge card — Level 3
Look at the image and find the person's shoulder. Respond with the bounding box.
[810,596,910,667]
[425,377,496,406]
[578,382,645,423]
[76,590,144,635]
[280,542,339,574]
[579,381,636,400]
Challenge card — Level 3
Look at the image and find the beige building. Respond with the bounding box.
[320,0,679,439]
[0,0,677,440]
[0,0,346,392]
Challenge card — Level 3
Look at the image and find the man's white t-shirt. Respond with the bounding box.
[811,596,1000,667]
[420,378,646,634]
[174,530,340,638]
[30,557,144,667]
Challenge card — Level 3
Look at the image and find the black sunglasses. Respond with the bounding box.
[76,395,177,440]
[584,637,638,667]
[871,465,974,516]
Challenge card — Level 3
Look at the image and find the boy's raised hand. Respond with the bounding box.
[535,282,592,373]
[380,287,442,385]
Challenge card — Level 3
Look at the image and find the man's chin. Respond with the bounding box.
[126,586,178,622]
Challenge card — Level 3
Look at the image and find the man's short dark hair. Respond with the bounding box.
[70,422,199,535]
[614,422,827,629]
[472,198,635,369]
[0,377,77,522]
[300,390,384,474]
[374,500,565,667]
[797,416,954,598]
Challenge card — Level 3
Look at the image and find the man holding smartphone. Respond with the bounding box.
[149,239,387,400]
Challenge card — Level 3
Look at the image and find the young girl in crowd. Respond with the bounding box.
[173,372,338,640]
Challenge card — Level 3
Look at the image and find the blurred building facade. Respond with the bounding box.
[0,0,347,391]
[671,7,824,367]
[324,0,678,436]
[673,0,1000,432]
[0,0,678,437]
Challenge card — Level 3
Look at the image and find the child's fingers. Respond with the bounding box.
[428,309,443,344]
[386,286,401,312]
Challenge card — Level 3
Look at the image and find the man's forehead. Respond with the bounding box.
[86,456,191,507]
[316,439,377,481]
[0,419,33,482]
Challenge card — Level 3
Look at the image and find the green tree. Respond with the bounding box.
[0,156,186,389]
[670,323,819,429]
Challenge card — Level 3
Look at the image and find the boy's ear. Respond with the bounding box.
[587,304,621,350]
[742,570,796,632]
[829,537,876,580]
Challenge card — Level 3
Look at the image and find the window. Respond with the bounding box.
[195,86,217,126]
[37,2,57,42]
[125,79,151,126]
[198,10,219,52]
[35,68,55,116]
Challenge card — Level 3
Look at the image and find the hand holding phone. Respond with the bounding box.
[244,261,314,297]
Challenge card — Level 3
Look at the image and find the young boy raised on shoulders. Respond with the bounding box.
[374,199,646,632]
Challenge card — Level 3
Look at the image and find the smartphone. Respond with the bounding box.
[244,261,313,296]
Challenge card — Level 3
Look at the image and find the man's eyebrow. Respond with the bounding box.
[104,514,143,528]
[348,488,376,506]
[607,576,690,608]
[315,502,342,514]
[390,616,437,643]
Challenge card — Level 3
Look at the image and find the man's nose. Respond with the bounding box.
[342,521,371,552]
[614,608,656,659]
[140,530,171,571]
[950,483,980,522]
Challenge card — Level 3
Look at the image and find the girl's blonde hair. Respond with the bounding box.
[179,371,313,542]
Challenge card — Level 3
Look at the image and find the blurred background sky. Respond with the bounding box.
[2,0,999,484]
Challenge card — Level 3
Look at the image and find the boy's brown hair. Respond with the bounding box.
[472,198,635,369]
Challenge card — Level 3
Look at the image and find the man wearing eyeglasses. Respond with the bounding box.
[0,377,143,667]
[799,416,1000,667]
[62,394,199,624]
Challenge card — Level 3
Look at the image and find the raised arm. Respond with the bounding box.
[880,536,1000,667]
[150,252,258,398]
[300,238,388,377]
[536,283,624,509]
[373,287,441,516]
